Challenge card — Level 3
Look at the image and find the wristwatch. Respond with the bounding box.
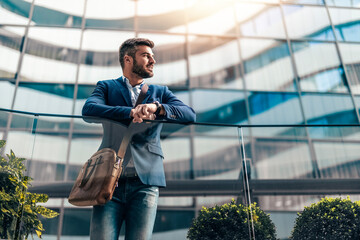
[153,101,161,116]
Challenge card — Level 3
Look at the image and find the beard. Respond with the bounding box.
[132,58,154,79]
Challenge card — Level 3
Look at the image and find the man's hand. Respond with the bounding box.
[130,103,157,123]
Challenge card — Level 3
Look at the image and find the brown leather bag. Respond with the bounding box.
[68,84,149,206]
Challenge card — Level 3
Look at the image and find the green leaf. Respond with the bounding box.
[35,206,59,218]
[35,229,42,238]
[0,140,5,149]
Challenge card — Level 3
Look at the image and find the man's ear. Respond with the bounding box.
[124,55,132,64]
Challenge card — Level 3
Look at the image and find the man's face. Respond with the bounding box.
[131,45,156,79]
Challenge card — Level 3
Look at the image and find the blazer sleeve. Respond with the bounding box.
[159,86,196,123]
[82,81,132,120]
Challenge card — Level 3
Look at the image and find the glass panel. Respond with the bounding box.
[1,111,36,138]
[0,110,36,240]
[314,141,360,178]
[13,82,75,114]
[187,1,235,35]
[326,0,360,8]
[329,8,360,42]
[191,89,248,124]
[67,119,102,182]
[0,27,25,79]
[78,30,134,84]
[32,0,85,27]
[21,27,81,83]
[246,131,313,179]
[291,41,347,92]
[248,91,304,125]
[236,3,286,38]
[138,0,186,33]
[0,0,31,25]
[302,92,358,124]
[138,33,187,87]
[0,80,15,109]
[241,38,296,91]
[85,0,134,29]
[28,116,72,181]
[339,43,360,94]
[193,126,241,180]
[282,5,335,40]
[189,36,242,89]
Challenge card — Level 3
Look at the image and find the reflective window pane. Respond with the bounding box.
[78,30,134,84]
[282,0,324,4]
[138,33,187,87]
[248,92,303,125]
[302,92,357,124]
[85,0,134,29]
[339,43,360,94]
[241,38,295,91]
[189,36,242,89]
[138,0,186,33]
[355,96,360,116]
[0,80,15,109]
[32,0,85,27]
[329,8,360,42]
[291,41,347,92]
[13,83,75,114]
[73,84,96,115]
[326,0,360,8]
[188,1,235,35]
[283,5,334,40]
[21,27,81,83]
[191,89,248,124]
[0,0,31,25]
[0,27,24,79]
[236,3,286,38]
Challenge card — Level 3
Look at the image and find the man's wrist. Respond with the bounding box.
[153,101,162,116]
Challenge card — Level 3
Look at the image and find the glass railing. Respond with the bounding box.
[1,108,360,240]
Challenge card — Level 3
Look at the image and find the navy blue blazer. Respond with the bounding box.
[82,76,196,187]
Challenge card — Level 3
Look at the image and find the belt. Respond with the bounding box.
[118,175,140,183]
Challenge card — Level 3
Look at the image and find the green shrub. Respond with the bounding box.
[187,199,277,240]
[0,140,59,240]
[291,197,360,240]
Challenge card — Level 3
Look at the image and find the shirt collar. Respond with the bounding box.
[123,76,144,90]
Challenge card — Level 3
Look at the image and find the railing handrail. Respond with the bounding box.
[1,107,360,128]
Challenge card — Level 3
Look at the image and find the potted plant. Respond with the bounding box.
[291,197,360,240]
[0,140,59,239]
[187,199,278,240]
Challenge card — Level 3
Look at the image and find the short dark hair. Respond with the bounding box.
[119,38,155,68]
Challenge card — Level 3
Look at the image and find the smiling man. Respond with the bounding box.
[82,38,196,240]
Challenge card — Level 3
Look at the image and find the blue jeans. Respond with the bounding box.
[90,177,159,240]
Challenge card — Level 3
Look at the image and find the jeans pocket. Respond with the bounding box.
[142,186,159,207]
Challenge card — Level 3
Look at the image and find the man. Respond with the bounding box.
[82,38,196,240]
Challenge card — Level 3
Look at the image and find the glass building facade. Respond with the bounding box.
[1,0,360,239]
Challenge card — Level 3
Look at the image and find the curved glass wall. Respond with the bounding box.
[1,0,360,239]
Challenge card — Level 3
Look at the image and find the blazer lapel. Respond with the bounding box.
[115,76,132,107]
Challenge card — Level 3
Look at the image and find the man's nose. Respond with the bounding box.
[150,56,156,64]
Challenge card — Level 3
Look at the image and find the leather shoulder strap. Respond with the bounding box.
[116,83,149,159]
